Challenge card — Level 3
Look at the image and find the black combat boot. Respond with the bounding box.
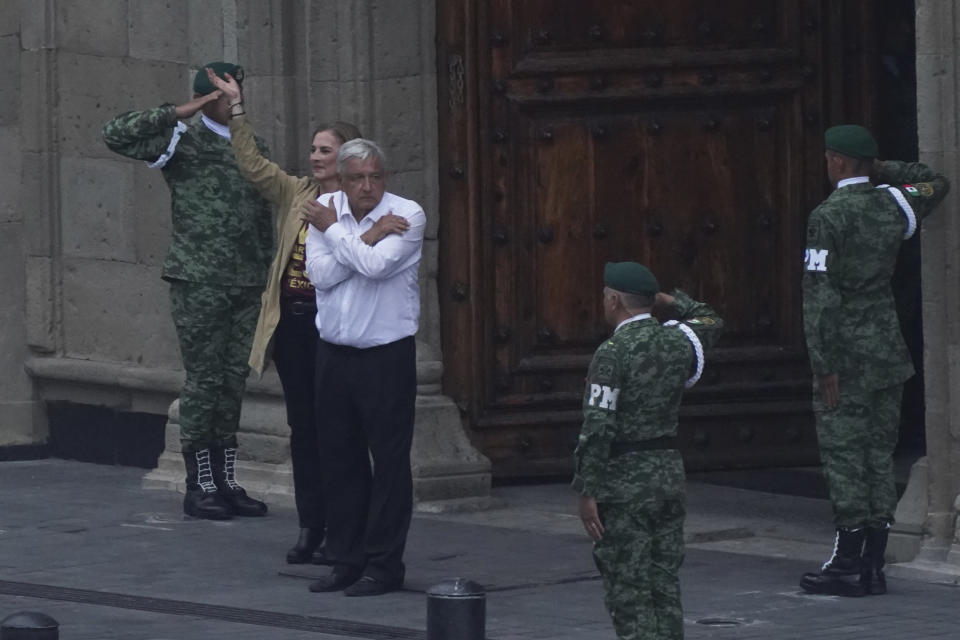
[182,449,233,520]
[287,528,324,564]
[860,525,889,595]
[211,446,268,517]
[800,527,866,596]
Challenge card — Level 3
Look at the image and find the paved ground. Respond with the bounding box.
[0,459,956,639]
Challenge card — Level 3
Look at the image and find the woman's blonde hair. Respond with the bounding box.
[313,121,362,144]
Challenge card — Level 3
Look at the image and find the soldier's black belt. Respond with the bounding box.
[610,437,678,458]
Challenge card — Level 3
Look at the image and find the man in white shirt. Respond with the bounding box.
[303,139,426,597]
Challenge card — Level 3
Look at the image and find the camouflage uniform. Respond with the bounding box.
[803,160,949,528]
[102,105,273,450]
[573,290,723,640]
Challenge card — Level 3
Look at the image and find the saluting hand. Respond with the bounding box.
[651,291,676,322]
[173,90,223,120]
[579,495,605,541]
[301,197,339,232]
[654,292,675,308]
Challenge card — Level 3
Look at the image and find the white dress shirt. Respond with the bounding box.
[614,312,652,333]
[305,190,426,348]
[836,176,870,190]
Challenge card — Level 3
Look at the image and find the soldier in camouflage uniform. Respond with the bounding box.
[102,62,273,521]
[573,262,723,640]
[800,125,950,596]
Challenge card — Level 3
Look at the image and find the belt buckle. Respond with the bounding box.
[288,299,313,316]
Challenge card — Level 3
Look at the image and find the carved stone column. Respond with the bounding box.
[887,0,960,581]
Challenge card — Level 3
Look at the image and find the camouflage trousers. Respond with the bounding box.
[815,384,902,528]
[169,281,261,452]
[594,496,685,640]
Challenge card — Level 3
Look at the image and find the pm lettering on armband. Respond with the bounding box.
[588,384,619,411]
[804,248,829,272]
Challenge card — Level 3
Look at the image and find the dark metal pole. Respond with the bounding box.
[426,578,485,640]
[0,612,59,640]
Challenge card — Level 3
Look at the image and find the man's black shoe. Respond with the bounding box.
[182,449,232,520]
[821,555,861,576]
[183,489,233,520]
[860,525,889,595]
[210,446,268,517]
[308,569,361,593]
[343,575,403,597]
[800,571,865,597]
[218,487,268,517]
[860,569,887,595]
[820,527,865,575]
[287,528,324,564]
[800,526,867,596]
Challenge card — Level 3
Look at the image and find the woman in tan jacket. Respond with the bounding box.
[209,69,408,564]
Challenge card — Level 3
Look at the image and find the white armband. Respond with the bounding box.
[664,320,705,388]
[876,184,917,240]
[146,121,188,169]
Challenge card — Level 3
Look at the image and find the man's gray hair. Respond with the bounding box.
[336,138,387,174]
[618,291,655,310]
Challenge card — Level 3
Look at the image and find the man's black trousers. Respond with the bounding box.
[315,335,416,583]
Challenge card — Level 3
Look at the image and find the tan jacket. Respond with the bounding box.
[229,115,320,376]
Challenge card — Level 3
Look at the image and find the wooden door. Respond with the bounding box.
[438,1,877,477]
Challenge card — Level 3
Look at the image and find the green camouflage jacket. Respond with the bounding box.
[572,290,723,503]
[803,161,950,391]
[102,105,273,286]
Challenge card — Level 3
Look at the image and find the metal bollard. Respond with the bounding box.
[426,578,485,640]
[0,612,59,640]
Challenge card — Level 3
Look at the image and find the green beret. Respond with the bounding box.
[824,124,878,159]
[193,62,243,96]
[604,262,659,295]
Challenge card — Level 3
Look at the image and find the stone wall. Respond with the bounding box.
[0,1,43,448]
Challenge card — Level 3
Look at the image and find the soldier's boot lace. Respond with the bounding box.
[182,449,233,520]
[211,445,268,517]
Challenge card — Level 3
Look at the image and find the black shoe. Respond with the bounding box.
[820,527,866,576]
[218,487,268,517]
[311,546,333,566]
[183,489,233,520]
[860,525,889,595]
[287,528,324,564]
[182,450,233,520]
[344,575,403,597]
[210,446,268,517]
[861,569,887,595]
[800,571,865,597]
[308,569,362,593]
[799,527,867,597]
